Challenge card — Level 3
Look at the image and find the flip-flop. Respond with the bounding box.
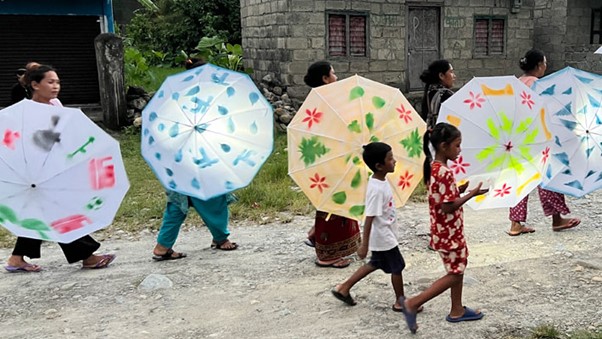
[392,304,424,313]
[506,226,536,236]
[152,248,187,261]
[82,254,116,269]
[445,306,484,323]
[303,238,315,247]
[4,263,42,273]
[398,296,418,334]
[553,218,581,232]
[331,289,357,306]
[315,258,350,269]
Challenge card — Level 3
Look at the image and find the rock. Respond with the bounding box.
[575,260,602,270]
[592,276,602,282]
[61,282,77,290]
[279,113,293,124]
[273,86,283,96]
[262,74,274,84]
[138,274,173,291]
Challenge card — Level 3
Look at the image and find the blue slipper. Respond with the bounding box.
[445,306,484,323]
[398,296,418,334]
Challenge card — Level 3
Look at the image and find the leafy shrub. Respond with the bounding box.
[126,0,241,65]
[190,36,253,74]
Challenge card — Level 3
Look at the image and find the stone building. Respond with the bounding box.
[240,0,602,101]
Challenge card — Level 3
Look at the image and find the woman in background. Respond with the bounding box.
[302,61,361,269]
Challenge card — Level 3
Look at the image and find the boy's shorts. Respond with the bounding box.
[368,246,405,275]
[438,247,468,275]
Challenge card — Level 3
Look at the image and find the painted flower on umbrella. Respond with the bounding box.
[309,173,329,193]
[450,155,470,175]
[302,107,323,129]
[493,183,512,197]
[476,112,538,174]
[397,171,414,190]
[463,91,485,110]
[396,104,413,124]
[541,147,550,164]
[520,91,535,109]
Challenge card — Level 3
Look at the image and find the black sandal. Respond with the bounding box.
[212,240,238,251]
[152,248,187,261]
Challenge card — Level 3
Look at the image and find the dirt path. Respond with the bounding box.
[0,193,601,339]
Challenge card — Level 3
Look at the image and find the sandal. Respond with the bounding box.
[507,226,536,236]
[553,218,581,232]
[213,240,238,251]
[82,254,116,269]
[152,248,187,261]
[4,263,42,273]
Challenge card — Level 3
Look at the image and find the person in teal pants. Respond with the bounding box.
[152,191,238,261]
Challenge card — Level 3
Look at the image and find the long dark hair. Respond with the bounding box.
[419,59,451,120]
[304,61,332,88]
[519,49,545,73]
[423,122,461,185]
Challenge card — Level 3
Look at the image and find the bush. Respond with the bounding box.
[127,0,241,64]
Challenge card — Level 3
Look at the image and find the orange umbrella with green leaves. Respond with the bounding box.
[287,75,426,221]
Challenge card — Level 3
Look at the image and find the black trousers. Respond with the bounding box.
[12,236,100,264]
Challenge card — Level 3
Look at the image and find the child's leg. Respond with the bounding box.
[391,272,404,309]
[334,264,377,296]
[449,275,465,317]
[405,273,462,312]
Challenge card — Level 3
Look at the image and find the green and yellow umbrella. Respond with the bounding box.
[287,75,426,221]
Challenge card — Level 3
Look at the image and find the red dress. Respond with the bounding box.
[428,161,468,274]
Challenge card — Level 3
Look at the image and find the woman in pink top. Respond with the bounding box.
[508,49,581,236]
[4,65,116,272]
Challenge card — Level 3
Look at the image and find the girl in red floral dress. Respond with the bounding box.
[399,123,488,333]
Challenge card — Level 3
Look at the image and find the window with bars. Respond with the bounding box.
[327,13,367,57]
[474,16,506,57]
[592,7,602,44]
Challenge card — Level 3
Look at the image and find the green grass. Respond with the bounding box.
[501,324,602,339]
[130,66,186,92]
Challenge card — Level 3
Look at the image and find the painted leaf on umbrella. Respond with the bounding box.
[400,129,422,158]
[20,219,51,240]
[365,113,375,131]
[0,205,18,223]
[350,86,365,100]
[351,170,362,188]
[298,137,330,167]
[332,191,347,204]
[348,120,361,133]
[372,96,386,109]
[349,205,365,217]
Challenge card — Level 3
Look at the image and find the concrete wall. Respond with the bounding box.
[240,0,599,100]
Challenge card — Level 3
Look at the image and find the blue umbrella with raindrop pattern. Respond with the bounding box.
[141,63,273,200]
[532,66,602,197]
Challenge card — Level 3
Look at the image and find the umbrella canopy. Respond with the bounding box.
[532,66,602,197]
[287,75,426,221]
[141,64,273,200]
[0,100,129,243]
[437,76,552,209]
[595,46,602,54]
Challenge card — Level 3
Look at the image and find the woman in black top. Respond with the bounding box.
[419,60,456,130]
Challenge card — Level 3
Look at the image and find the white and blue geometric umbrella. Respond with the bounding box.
[532,66,602,197]
[141,64,273,200]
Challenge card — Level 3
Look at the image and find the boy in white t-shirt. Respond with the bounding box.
[331,142,411,312]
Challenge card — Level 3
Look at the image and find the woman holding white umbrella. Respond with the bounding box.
[4,65,115,272]
[507,49,581,236]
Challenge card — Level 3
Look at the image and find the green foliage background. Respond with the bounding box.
[127,0,241,60]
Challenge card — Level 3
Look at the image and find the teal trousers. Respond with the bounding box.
[157,195,230,249]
